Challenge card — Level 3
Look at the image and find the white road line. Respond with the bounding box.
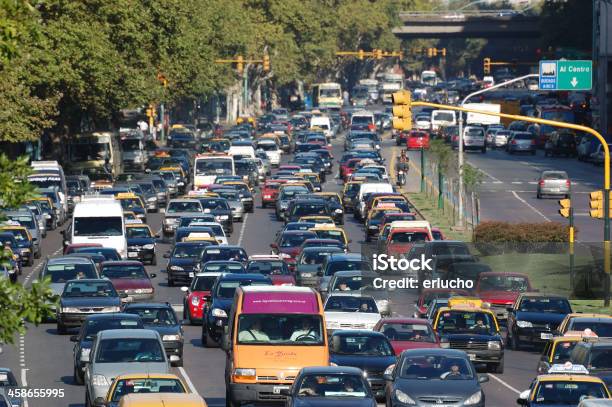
[511,181,523,184]
[492,181,503,184]
[528,181,538,185]
[489,373,521,395]
[511,191,551,222]
[470,165,502,183]
[178,366,199,394]
[237,213,249,246]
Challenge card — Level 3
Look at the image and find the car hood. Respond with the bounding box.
[297,265,320,274]
[270,275,296,285]
[127,237,155,246]
[390,341,440,354]
[329,354,396,372]
[477,290,519,304]
[142,324,181,337]
[60,297,121,308]
[110,278,153,290]
[169,258,198,267]
[212,298,233,312]
[93,361,169,380]
[395,378,479,401]
[440,333,500,342]
[293,397,375,407]
[514,311,566,325]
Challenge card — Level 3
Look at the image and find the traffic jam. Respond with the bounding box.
[0,101,611,407]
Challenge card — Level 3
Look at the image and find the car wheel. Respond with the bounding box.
[27,256,33,267]
[57,323,66,335]
[226,388,237,407]
[167,277,174,287]
[150,255,157,266]
[74,366,84,385]
[494,359,504,374]
[537,192,541,199]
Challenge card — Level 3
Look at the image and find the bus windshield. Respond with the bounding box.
[196,159,233,176]
[70,143,110,162]
[73,216,123,237]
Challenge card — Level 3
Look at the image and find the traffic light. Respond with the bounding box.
[483,57,491,75]
[392,90,412,131]
[263,54,270,71]
[375,49,383,59]
[432,48,438,57]
[236,55,244,74]
[441,48,446,57]
[358,49,364,60]
[559,199,571,218]
[145,104,155,118]
[590,190,605,218]
[427,48,433,58]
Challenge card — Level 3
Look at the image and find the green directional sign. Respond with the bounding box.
[540,60,592,91]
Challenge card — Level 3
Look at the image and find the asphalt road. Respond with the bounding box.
[0,134,545,407]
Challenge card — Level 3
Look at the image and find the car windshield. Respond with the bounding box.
[6,215,35,229]
[125,307,177,326]
[192,275,217,291]
[571,322,612,337]
[331,275,375,291]
[167,201,202,213]
[70,143,109,161]
[63,281,117,297]
[237,314,323,345]
[313,230,344,243]
[296,374,369,398]
[379,322,437,343]
[203,248,247,262]
[44,263,97,282]
[119,198,143,211]
[247,260,289,275]
[326,260,371,276]
[399,355,474,380]
[301,250,340,265]
[325,296,378,313]
[100,265,147,279]
[551,340,577,363]
[280,233,314,248]
[215,280,269,298]
[83,318,142,340]
[534,381,607,404]
[437,310,496,335]
[121,139,140,151]
[542,172,568,180]
[96,338,165,363]
[433,112,454,122]
[110,378,186,402]
[390,231,429,244]
[281,188,308,198]
[200,199,230,210]
[431,244,470,256]
[479,275,528,292]
[0,371,17,387]
[331,334,393,356]
[518,298,571,313]
[466,128,483,137]
[73,217,123,237]
[126,227,152,238]
[203,263,245,273]
[172,244,206,259]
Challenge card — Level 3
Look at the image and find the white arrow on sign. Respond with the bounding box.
[571,77,578,87]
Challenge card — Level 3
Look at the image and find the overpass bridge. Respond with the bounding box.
[393,10,542,39]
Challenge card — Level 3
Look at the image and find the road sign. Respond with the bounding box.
[539,60,592,91]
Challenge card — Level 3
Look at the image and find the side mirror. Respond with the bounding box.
[478,374,489,383]
[93,396,107,407]
[119,292,128,298]
[163,253,170,259]
[383,373,393,381]
[180,286,189,293]
[149,273,157,278]
[69,335,78,342]
[316,271,323,277]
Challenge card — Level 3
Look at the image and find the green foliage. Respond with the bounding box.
[0,154,36,209]
[474,221,571,243]
[463,163,484,193]
[429,139,454,174]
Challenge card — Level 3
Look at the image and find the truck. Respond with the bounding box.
[488,98,520,128]
[378,73,404,104]
[464,103,501,126]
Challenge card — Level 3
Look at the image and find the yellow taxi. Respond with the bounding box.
[365,203,402,241]
[308,225,350,249]
[123,211,137,221]
[433,297,505,373]
[557,313,612,336]
[536,335,585,374]
[295,172,321,191]
[29,196,57,229]
[160,165,186,180]
[298,215,335,226]
[0,224,33,267]
[516,362,611,406]
[115,193,147,221]
[100,373,197,407]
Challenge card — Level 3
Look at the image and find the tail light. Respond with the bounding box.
[539,180,545,186]
[512,140,517,145]
[531,139,536,145]
[566,179,571,188]
[368,123,376,131]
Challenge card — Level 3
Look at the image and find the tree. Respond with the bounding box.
[0,154,54,345]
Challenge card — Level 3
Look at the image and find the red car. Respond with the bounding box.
[378,212,417,234]
[374,318,440,354]
[270,230,317,272]
[385,227,431,256]
[406,131,430,150]
[261,180,285,208]
[414,288,471,318]
[247,255,295,286]
[181,271,221,324]
[340,158,363,182]
[475,272,534,321]
[431,227,445,240]
[64,243,102,255]
[98,260,156,301]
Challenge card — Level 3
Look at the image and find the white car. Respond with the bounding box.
[324,293,382,331]
[187,221,228,245]
[414,115,431,131]
[256,139,281,166]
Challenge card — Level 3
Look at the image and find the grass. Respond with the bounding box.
[407,191,472,241]
[570,300,612,314]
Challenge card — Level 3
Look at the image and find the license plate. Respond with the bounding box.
[541,333,553,340]
[273,386,290,394]
[127,252,138,258]
[468,354,476,361]
[189,272,194,278]
[301,273,312,278]
[550,188,560,192]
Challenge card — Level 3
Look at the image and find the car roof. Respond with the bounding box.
[331,330,387,337]
[327,252,363,261]
[97,329,160,339]
[49,256,94,264]
[124,302,173,310]
[300,366,364,375]
[83,313,141,321]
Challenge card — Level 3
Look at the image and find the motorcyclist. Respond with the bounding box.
[396,150,409,185]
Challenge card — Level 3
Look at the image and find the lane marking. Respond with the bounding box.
[237,213,249,247]
[466,163,503,183]
[511,181,523,185]
[511,191,551,222]
[489,373,521,395]
[178,366,199,394]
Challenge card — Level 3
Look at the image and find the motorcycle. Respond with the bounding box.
[397,170,406,186]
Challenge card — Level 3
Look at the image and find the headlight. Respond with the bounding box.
[334,208,343,214]
[177,182,185,186]
[44,214,52,219]
[516,320,533,328]
[164,218,177,225]
[279,253,291,259]
[143,244,155,250]
[384,364,395,376]
[464,390,483,405]
[91,374,109,386]
[61,307,80,313]
[102,306,121,312]
[280,202,289,209]
[212,308,227,318]
[162,334,181,341]
[80,347,91,361]
[19,248,30,253]
[394,389,416,405]
[233,368,256,379]
[488,341,501,350]
[191,296,200,306]
[147,197,157,202]
[216,215,229,221]
[169,265,184,271]
[326,321,339,329]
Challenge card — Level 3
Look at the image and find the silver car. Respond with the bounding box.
[5,210,42,258]
[507,131,536,155]
[537,170,570,199]
[326,270,392,316]
[84,329,169,406]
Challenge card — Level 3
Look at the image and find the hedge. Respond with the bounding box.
[473,221,573,255]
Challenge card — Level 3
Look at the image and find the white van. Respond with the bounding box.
[228,145,256,159]
[310,116,332,139]
[357,183,394,219]
[255,139,281,166]
[69,196,127,258]
[31,161,68,214]
[431,110,457,133]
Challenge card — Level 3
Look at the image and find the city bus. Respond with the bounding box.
[193,154,235,189]
[533,105,576,147]
[66,132,123,176]
[312,83,343,108]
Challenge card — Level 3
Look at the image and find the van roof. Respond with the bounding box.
[118,393,205,407]
[241,285,314,294]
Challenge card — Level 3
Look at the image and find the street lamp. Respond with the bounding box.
[456,73,538,228]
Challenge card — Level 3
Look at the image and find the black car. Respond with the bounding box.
[283,366,376,407]
[199,197,233,234]
[286,199,332,224]
[384,349,488,407]
[201,273,272,347]
[329,331,396,400]
[544,131,577,157]
[197,245,248,269]
[70,313,143,384]
[506,293,572,350]
[123,302,184,367]
[569,337,612,388]
[125,224,158,265]
[56,279,125,334]
[165,242,213,287]
[72,247,121,262]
